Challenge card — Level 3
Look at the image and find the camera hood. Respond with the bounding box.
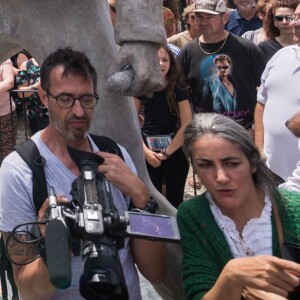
[67,145,104,174]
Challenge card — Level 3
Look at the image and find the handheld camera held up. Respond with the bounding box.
[46,146,129,300]
[11,146,181,300]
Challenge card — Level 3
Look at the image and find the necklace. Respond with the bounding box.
[198,33,228,55]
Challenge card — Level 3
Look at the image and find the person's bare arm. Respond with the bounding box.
[157,99,192,160]
[3,231,56,300]
[0,61,14,92]
[2,195,68,300]
[254,102,266,161]
[133,97,162,168]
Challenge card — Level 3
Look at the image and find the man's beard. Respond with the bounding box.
[48,105,90,141]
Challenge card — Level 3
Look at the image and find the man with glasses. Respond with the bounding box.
[255,2,300,182]
[0,48,166,300]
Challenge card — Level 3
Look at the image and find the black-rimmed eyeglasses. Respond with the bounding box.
[46,90,99,109]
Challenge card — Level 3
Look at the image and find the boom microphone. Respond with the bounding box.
[45,187,72,289]
[45,218,72,289]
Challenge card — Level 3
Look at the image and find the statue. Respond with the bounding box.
[0,1,184,299]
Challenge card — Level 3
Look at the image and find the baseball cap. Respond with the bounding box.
[194,0,227,15]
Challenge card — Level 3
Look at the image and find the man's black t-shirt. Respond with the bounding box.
[138,85,189,135]
[180,33,266,128]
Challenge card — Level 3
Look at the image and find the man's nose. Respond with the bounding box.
[72,99,85,117]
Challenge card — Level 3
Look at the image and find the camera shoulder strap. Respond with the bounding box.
[15,139,47,214]
[15,135,124,215]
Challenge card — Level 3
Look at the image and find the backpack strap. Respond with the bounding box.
[15,139,47,214]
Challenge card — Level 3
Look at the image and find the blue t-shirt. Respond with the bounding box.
[225,9,262,36]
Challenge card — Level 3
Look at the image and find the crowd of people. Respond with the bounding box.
[0,0,300,299]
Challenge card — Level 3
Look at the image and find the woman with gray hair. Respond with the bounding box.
[177,113,300,300]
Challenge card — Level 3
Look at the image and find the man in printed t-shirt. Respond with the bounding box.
[180,0,266,132]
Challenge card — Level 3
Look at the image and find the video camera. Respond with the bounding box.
[43,146,180,300]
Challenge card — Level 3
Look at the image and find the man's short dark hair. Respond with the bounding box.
[40,47,97,92]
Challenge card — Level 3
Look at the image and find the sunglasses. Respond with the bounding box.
[217,66,229,70]
[273,15,293,22]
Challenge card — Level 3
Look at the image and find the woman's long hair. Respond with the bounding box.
[160,45,180,116]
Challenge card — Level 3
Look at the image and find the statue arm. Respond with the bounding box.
[130,238,167,284]
[114,0,166,46]
[108,0,167,97]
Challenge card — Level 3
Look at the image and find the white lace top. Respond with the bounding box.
[207,193,273,257]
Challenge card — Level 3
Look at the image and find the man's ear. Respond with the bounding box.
[38,88,49,109]
[222,11,229,24]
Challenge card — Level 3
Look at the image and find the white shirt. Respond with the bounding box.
[207,193,273,257]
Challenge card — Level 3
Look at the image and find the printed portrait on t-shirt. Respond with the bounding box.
[201,54,237,113]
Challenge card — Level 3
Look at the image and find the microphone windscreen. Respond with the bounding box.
[45,218,72,289]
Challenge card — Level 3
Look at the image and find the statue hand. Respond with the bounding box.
[107,42,164,97]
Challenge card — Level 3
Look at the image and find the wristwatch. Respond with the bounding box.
[142,197,159,214]
[131,197,159,214]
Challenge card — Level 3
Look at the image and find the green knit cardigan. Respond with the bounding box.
[177,190,300,300]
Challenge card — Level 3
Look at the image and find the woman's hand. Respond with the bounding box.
[225,256,300,298]
[144,148,161,168]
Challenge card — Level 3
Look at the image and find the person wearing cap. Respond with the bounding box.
[180,0,265,133]
[225,0,262,36]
